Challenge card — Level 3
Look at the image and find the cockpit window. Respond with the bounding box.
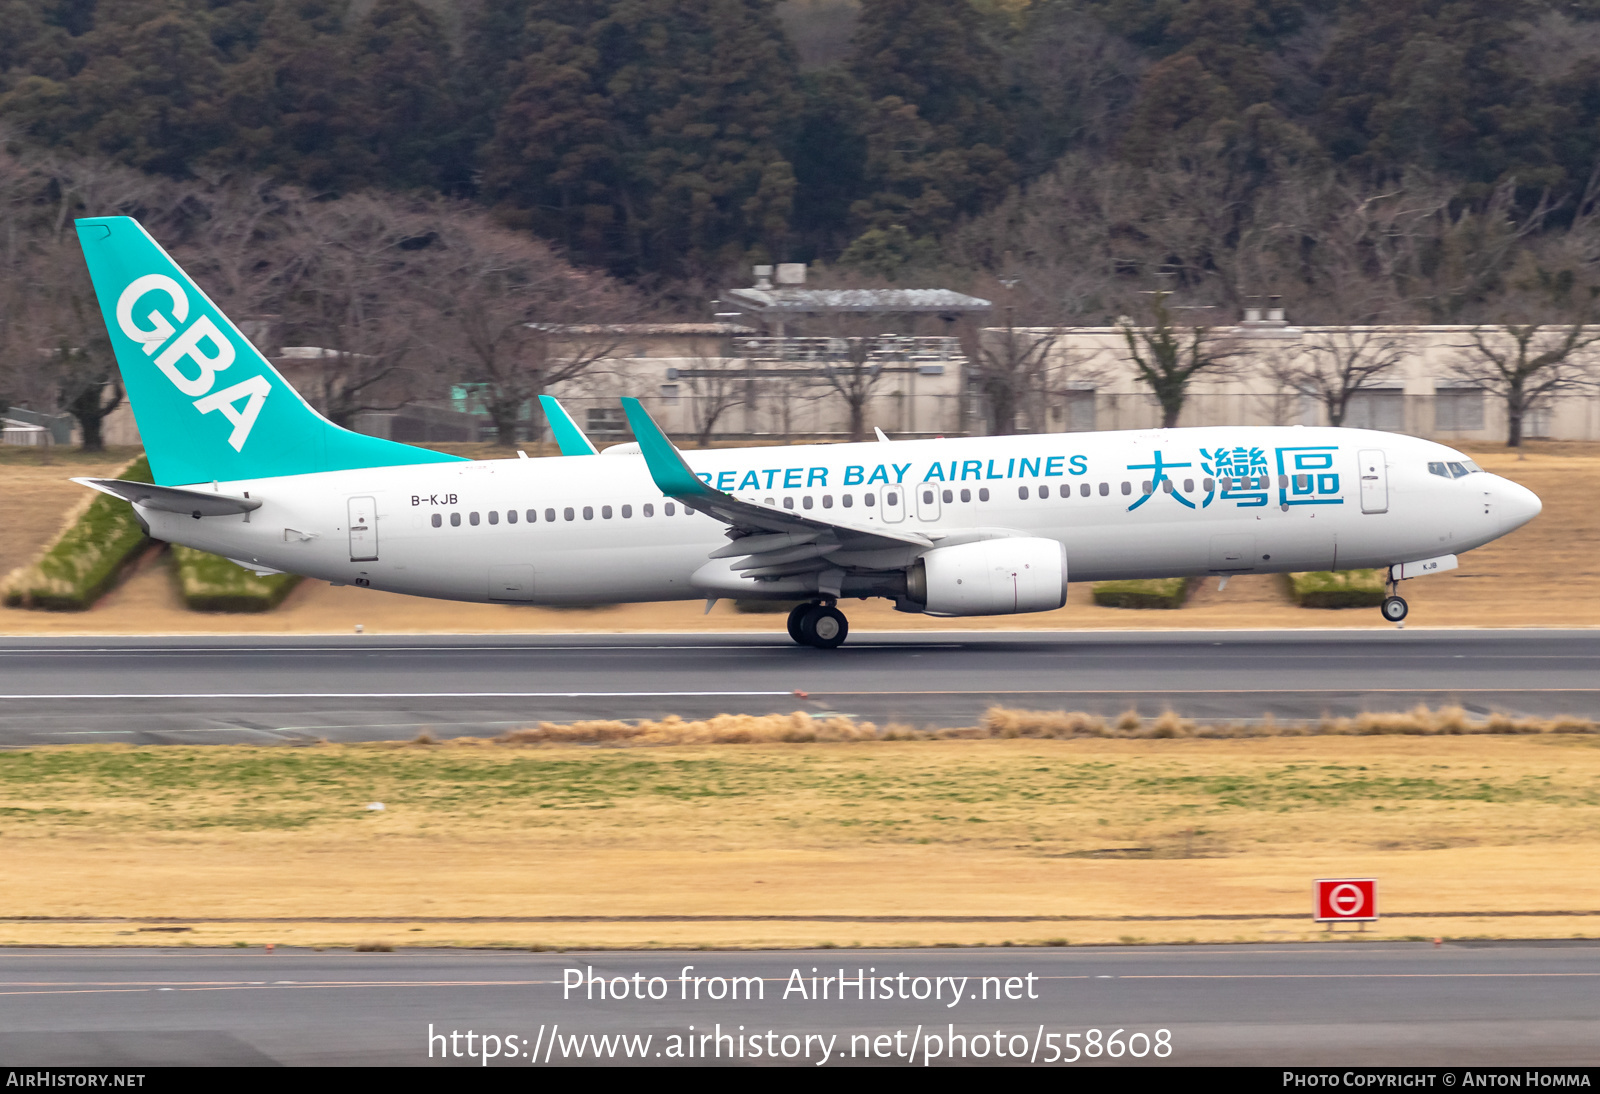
[1429,459,1480,479]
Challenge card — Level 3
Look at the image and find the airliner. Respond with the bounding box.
[70,217,1541,647]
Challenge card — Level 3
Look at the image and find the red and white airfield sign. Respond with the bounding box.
[1315,878,1378,923]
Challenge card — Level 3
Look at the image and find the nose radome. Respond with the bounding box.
[1494,477,1542,532]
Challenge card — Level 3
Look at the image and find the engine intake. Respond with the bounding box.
[906,538,1067,616]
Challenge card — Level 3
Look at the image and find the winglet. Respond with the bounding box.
[539,395,599,456]
[619,398,715,498]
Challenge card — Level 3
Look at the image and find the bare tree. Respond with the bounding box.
[1452,321,1600,446]
[262,195,440,427]
[1272,327,1410,426]
[966,315,1061,436]
[680,353,749,448]
[1119,291,1240,428]
[816,335,893,442]
[429,210,636,447]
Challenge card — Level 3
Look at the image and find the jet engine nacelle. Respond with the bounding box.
[907,537,1068,616]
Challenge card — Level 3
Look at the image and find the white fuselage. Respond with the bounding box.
[138,427,1539,608]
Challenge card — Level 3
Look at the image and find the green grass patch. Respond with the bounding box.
[1092,577,1195,609]
[169,546,301,612]
[3,455,152,611]
[1286,569,1386,608]
[0,738,1593,848]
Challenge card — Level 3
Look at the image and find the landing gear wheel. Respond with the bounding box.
[786,602,811,645]
[799,605,849,649]
[1381,595,1409,623]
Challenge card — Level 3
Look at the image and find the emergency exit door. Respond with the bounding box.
[1357,450,1388,514]
[881,484,907,523]
[915,482,942,521]
[348,496,378,561]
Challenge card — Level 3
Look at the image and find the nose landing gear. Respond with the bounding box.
[786,600,849,649]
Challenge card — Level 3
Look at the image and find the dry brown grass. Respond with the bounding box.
[397,705,1600,746]
[1,730,1596,947]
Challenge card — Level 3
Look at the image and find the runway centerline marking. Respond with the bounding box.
[3,686,1594,701]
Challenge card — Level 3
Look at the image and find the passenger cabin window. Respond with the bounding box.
[450,513,461,526]
[864,493,875,506]
[644,503,655,517]
[526,509,537,522]
[1098,482,1109,496]
[469,512,480,526]
[1018,486,1030,499]
[960,488,971,503]
[665,503,676,516]
[1121,481,1132,495]
[431,513,441,528]
[1080,483,1091,497]
[602,505,613,519]
[842,494,853,507]
[563,507,574,521]
[583,506,594,520]
[978,488,989,502]
[783,497,794,510]
[822,495,833,508]
[545,508,556,522]
[488,511,499,525]
[942,489,953,503]
[803,496,814,509]
[622,505,632,518]
[507,510,517,524]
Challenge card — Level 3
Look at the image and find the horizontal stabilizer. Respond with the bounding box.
[73,477,261,517]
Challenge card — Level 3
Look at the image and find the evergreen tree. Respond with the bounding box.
[838,0,1018,248]
[351,0,457,192]
[1,0,231,176]
[1316,0,1558,192]
[217,0,374,190]
[484,0,802,276]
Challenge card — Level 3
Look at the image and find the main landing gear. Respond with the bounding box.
[1380,565,1408,623]
[787,600,850,649]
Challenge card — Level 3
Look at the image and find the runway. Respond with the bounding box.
[0,629,1596,745]
[0,942,1595,1066]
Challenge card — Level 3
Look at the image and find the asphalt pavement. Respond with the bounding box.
[0,943,1594,1066]
[0,629,1595,744]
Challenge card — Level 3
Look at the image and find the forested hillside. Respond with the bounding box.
[6,0,1600,321]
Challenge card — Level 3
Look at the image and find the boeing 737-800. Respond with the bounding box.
[70,217,1541,647]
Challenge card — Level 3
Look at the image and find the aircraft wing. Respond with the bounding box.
[539,395,600,455]
[619,398,931,582]
[74,477,261,517]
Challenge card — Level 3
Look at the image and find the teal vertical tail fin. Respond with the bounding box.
[75,216,465,486]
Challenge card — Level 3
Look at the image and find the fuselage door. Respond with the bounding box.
[1357,450,1389,514]
[915,482,942,522]
[348,496,378,561]
[881,484,907,523]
